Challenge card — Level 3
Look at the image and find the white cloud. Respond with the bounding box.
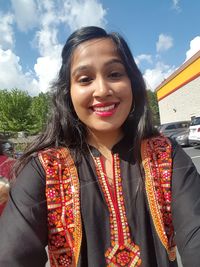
[11,0,38,31]
[185,36,200,61]
[32,0,107,93]
[143,62,176,90]
[35,28,61,56]
[0,13,14,49]
[156,34,173,52]
[140,34,174,90]
[0,49,38,95]
[144,35,200,91]
[135,54,152,66]
[33,29,62,92]
[34,54,61,93]
[172,0,181,11]
[32,3,65,92]
[0,12,38,94]
[61,0,107,31]
[0,0,107,95]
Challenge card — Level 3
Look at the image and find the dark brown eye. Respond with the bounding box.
[109,72,123,79]
[78,76,92,84]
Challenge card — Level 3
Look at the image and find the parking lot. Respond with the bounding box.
[175,145,200,267]
[184,145,200,173]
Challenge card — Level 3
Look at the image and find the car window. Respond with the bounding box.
[165,125,176,130]
[178,122,190,128]
[191,117,200,126]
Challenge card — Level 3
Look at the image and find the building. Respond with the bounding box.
[156,50,200,124]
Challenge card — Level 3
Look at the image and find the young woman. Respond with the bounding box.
[0,26,200,267]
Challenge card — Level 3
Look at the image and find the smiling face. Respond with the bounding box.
[70,38,133,142]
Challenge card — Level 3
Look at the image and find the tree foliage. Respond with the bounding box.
[30,92,51,132]
[0,89,32,132]
[0,89,51,134]
[0,88,160,134]
[147,90,160,126]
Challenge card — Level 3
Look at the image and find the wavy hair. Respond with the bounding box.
[15,26,158,175]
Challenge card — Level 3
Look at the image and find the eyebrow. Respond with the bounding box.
[71,58,124,77]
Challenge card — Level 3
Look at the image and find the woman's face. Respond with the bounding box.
[70,38,133,138]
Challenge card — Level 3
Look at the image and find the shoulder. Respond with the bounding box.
[144,134,171,145]
[9,155,47,204]
[38,147,70,158]
[141,135,173,155]
[15,155,46,185]
[38,147,74,172]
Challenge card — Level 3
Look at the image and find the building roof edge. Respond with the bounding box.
[155,50,200,92]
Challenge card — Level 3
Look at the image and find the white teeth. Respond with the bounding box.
[93,104,115,112]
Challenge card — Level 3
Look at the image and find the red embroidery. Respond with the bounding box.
[38,136,175,266]
[94,154,142,267]
[39,148,82,267]
[141,136,176,261]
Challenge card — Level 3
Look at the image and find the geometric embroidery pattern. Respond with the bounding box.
[93,153,142,267]
[38,135,175,266]
[141,136,176,261]
[39,148,82,267]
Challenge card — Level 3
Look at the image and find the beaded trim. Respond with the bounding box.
[94,153,142,267]
[39,148,82,267]
[141,136,176,261]
[38,135,175,266]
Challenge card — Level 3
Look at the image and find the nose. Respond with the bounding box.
[93,76,113,98]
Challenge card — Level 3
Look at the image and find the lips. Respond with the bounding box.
[90,102,119,117]
[93,104,115,112]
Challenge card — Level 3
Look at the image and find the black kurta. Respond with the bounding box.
[0,138,200,267]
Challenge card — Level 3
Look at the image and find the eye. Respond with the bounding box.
[109,71,124,79]
[78,76,93,85]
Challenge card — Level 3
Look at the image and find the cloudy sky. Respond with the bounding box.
[0,0,199,95]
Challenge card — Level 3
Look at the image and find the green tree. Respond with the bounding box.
[147,90,160,126]
[0,89,33,132]
[30,92,51,133]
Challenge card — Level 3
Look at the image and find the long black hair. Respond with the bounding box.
[0,141,4,156]
[15,26,158,175]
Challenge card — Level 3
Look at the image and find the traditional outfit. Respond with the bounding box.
[0,136,200,267]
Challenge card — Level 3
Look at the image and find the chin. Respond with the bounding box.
[90,125,123,134]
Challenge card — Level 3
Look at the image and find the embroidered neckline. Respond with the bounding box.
[93,153,142,267]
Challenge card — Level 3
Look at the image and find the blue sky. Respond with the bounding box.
[0,0,199,95]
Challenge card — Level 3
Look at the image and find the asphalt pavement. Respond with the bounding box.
[172,145,200,267]
[183,145,200,173]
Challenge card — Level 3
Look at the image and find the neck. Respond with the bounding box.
[87,129,123,157]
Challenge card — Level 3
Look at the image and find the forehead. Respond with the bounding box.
[71,38,121,69]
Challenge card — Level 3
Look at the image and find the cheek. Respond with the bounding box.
[70,86,91,111]
[119,79,132,96]
[123,84,133,106]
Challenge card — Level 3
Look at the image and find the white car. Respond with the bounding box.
[188,116,200,146]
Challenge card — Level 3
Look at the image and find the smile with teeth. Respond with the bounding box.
[91,103,118,117]
[93,104,115,112]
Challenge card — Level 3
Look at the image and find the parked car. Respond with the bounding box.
[158,121,190,138]
[188,116,200,146]
[171,128,190,146]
